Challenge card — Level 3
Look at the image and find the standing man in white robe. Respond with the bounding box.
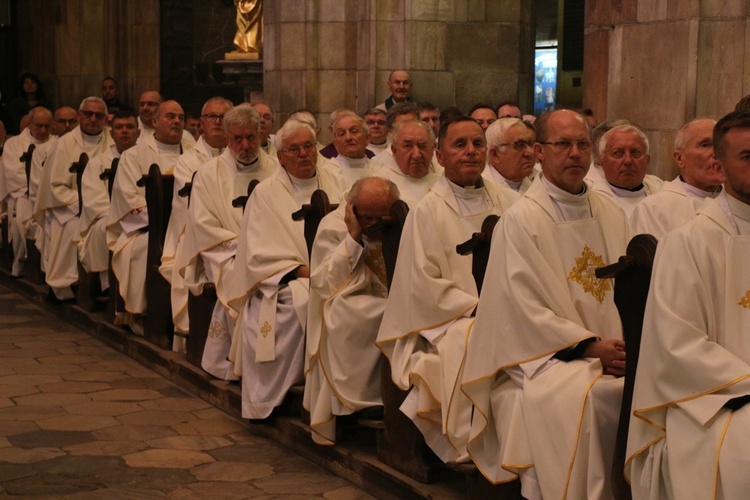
[326,113,380,188]
[178,105,275,380]
[376,116,519,463]
[77,111,139,292]
[374,119,440,207]
[161,97,233,345]
[34,97,113,300]
[227,120,344,419]
[0,106,55,276]
[482,117,535,193]
[462,110,629,500]
[630,118,724,239]
[627,110,750,500]
[107,100,193,332]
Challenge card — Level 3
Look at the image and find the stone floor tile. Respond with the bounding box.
[62,370,130,382]
[38,381,112,393]
[0,357,39,368]
[109,377,174,391]
[0,384,39,398]
[158,386,195,398]
[0,446,66,463]
[93,424,178,442]
[190,461,275,482]
[209,444,299,464]
[0,462,37,483]
[65,400,143,416]
[224,431,277,446]
[64,439,148,456]
[0,397,13,408]
[123,448,215,469]
[81,360,146,372]
[88,388,164,401]
[146,435,232,451]
[14,340,79,350]
[0,368,14,376]
[57,345,114,356]
[0,436,10,447]
[0,373,62,386]
[13,363,84,375]
[14,303,44,312]
[140,397,211,412]
[275,455,337,475]
[66,488,170,499]
[0,405,67,421]
[252,472,350,495]
[37,353,105,365]
[169,481,263,499]
[36,414,120,431]
[171,417,247,436]
[35,331,90,342]
[8,429,94,448]
[190,407,233,420]
[117,410,199,426]
[0,347,61,358]
[14,392,91,407]
[324,485,377,500]
[0,314,35,324]
[0,419,38,436]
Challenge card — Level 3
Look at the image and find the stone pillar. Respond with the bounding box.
[583,2,749,179]
[265,0,533,142]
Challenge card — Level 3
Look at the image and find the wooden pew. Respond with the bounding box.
[137,164,175,350]
[292,189,338,258]
[99,159,124,323]
[21,144,45,285]
[594,233,658,500]
[0,200,12,273]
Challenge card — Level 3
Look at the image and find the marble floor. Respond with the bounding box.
[0,284,373,499]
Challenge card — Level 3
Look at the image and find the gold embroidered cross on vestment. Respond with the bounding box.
[567,244,612,304]
[260,321,272,338]
[739,290,750,310]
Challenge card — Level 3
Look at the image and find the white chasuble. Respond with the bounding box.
[373,162,440,208]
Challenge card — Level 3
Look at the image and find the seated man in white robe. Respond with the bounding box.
[77,111,139,292]
[252,102,276,156]
[227,119,344,419]
[364,108,389,156]
[630,118,724,239]
[372,103,420,170]
[374,119,440,207]
[376,116,520,463]
[305,176,399,445]
[626,110,750,500]
[107,100,194,332]
[482,117,535,193]
[417,102,440,138]
[34,97,113,300]
[326,112,380,188]
[0,106,55,276]
[462,110,629,500]
[178,105,275,380]
[587,124,663,218]
[161,97,233,346]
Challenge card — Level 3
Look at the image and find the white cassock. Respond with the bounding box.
[77,144,118,288]
[366,141,388,156]
[630,176,719,240]
[626,192,750,500]
[0,130,55,275]
[324,155,380,189]
[34,126,113,296]
[227,163,344,419]
[584,167,664,219]
[178,148,275,379]
[376,176,519,463]
[373,162,440,208]
[372,147,444,177]
[462,176,629,500]
[304,203,388,445]
[481,164,533,194]
[106,133,194,314]
[160,136,223,340]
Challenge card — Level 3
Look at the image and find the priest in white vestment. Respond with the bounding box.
[376,116,520,463]
[305,177,399,445]
[252,102,276,156]
[34,97,113,300]
[364,108,389,156]
[630,118,724,239]
[178,105,275,380]
[373,120,440,207]
[77,111,139,292]
[462,110,629,500]
[325,113,381,188]
[227,120,345,419]
[481,117,535,194]
[136,90,196,148]
[0,106,55,276]
[586,124,663,218]
[161,97,233,346]
[107,101,194,331]
[627,110,750,500]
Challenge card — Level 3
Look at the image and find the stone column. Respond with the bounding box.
[583,1,749,179]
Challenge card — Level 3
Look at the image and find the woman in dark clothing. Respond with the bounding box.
[7,72,54,135]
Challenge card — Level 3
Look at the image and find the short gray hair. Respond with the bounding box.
[28,106,53,122]
[592,119,631,163]
[332,112,369,135]
[274,119,317,151]
[202,96,233,115]
[223,104,259,135]
[79,96,107,114]
[485,117,527,149]
[598,124,650,163]
[674,118,716,150]
[289,111,318,130]
[391,118,435,145]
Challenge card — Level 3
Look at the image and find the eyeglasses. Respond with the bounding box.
[608,148,645,160]
[201,113,224,122]
[80,110,107,120]
[281,142,316,156]
[539,140,593,152]
[366,120,387,127]
[495,139,534,151]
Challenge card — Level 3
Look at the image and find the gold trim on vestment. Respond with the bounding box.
[713,411,733,500]
[738,290,750,309]
[567,244,612,303]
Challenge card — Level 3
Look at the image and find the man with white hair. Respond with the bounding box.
[178,105,275,380]
[327,112,380,188]
[482,117,535,193]
[34,97,113,300]
[630,118,723,239]
[227,119,344,419]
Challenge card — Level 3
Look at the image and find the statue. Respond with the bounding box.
[231,0,263,60]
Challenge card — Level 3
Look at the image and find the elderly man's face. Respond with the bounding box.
[497,104,522,119]
[253,103,274,144]
[392,122,434,179]
[489,124,535,182]
[278,128,317,179]
[226,123,260,164]
[471,108,497,132]
[333,115,370,159]
[138,91,162,127]
[201,100,232,147]
[54,108,78,136]
[419,109,440,137]
[29,111,54,142]
[438,120,487,186]
[153,101,185,145]
[387,71,412,102]
[675,119,725,191]
[535,110,592,194]
[364,113,388,145]
[718,126,750,205]
[78,101,107,136]
[600,130,650,189]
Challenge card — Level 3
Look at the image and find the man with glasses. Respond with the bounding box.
[364,108,389,155]
[53,106,78,136]
[34,97,113,301]
[226,119,344,420]
[482,117,535,193]
[463,109,630,499]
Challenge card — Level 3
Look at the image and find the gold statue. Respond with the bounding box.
[232,0,263,59]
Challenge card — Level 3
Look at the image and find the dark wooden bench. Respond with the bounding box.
[292,189,339,259]
[21,144,45,284]
[595,233,658,500]
[99,158,125,323]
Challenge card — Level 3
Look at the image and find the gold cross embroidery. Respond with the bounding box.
[260,321,272,338]
[568,244,612,304]
[739,290,750,310]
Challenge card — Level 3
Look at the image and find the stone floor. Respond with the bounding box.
[0,284,374,499]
